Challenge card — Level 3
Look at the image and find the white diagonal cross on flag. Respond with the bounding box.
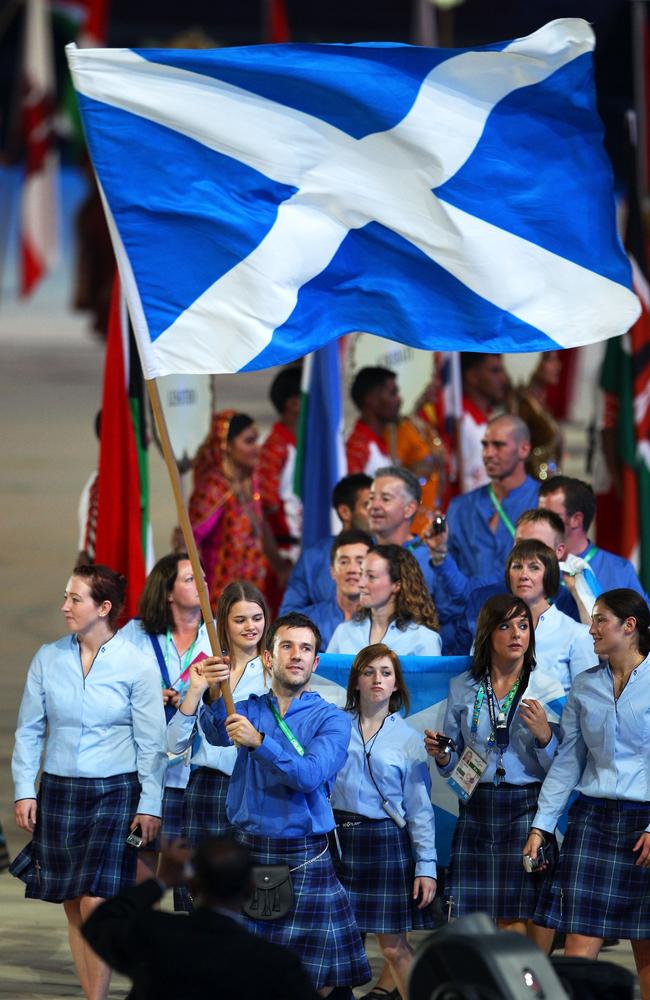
[68,20,639,376]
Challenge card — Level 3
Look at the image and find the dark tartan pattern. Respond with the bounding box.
[237,831,371,990]
[534,795,650,938]
[175,767,232,913]
[10,772,139,902]
[446,782,546,921]
[147,785,186,853]
[333,813,434,933]
[181,767,232,846]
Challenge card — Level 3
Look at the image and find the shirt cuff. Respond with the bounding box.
[434,751,456,777]
[532,809,559,835]
[136,793,163,817]
[534,732,558,768]
[414,861,437,879]
[14,781,37,801]
[252,732,285,766]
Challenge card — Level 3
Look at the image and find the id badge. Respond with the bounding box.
[447,745,488,802]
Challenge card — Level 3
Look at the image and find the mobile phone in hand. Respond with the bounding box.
[126,824,144,848]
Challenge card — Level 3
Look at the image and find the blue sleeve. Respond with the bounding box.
[130,661,167,816]
[280,550,314,612]
[401,740,437,878]
[534,685,588,832]
[619,559,650,606]
[200,696,253,748]
[326,624,344,654]
[435,678,465,777]
[252,709,351,793]
[12,650,47,801]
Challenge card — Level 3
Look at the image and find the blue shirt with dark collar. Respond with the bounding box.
[200,691,351,837]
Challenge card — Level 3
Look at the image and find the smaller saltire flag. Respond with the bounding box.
[94,276,149,621]
[67,19,639,378]
[294,341,346,549]
[19,0,59,296]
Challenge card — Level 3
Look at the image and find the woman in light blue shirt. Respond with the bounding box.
[426,594,557,946]
[10,564,166,1000]
[506,539,597,696]
[120,551,214,901]
[332,642,436,1000]
[166,580,268,871]
[524,589,650,996]
[327,544,442,656]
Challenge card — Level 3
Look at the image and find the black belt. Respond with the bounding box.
[333,809,385,827]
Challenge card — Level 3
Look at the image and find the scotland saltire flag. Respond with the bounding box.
[67,19,640,379]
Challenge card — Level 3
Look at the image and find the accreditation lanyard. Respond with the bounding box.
[165,628,199,690]
[471,674,522,785]
[269,700,305,756]
[488,486,516,538]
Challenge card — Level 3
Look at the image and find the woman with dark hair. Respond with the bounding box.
[119,552,212,894]
[524,588,650,997]
[326,544,442,655]
[506,539,597,696]
[189,410,270,608]
[331,643,437,999]
[167,580,268,888]
[425,594,557,940]
[11,564,166,1000]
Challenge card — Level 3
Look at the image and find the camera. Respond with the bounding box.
[431,513,447,535]
[436,735,457,753]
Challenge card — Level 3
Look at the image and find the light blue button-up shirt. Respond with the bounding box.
[12,634,167,815]
[436,670,558,786]
[326,618,442,656]
[534,656,650,834]
[198,690,351,836]
[331,712,437,878]
[166,656,268,777]
[532,604,597,694]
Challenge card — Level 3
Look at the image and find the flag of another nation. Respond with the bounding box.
[67,19,639,378]
[294,341,346,548]
[94,277,150,622]
[20,0,59,296]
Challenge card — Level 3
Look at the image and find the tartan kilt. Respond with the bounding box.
[333,813,435,933]
[237,831,371,990]
[146,786,186,853]
[175,767,232,913]
[534,795,650,939]
[10,772,139,903]
[181,766,232,846]
[446,782,546,921]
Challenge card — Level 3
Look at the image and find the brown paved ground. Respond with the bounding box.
[0,303,639,997]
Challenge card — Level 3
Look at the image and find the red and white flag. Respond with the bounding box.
[20,0,59,296]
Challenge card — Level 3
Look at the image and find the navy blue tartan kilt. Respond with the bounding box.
[175,767,232,913]
[145,785,186,853]
[237,831,371,990]
[534,795,650,939]
[10,772,139,903]
[181,766,232,846]
[446,782,547,922]
[333,812,435,933]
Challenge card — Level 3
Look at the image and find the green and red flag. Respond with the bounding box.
[94,275,150,621]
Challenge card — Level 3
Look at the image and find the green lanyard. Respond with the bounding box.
[165,628,198,687]
[269,700,305,757]
[583,544,597,563]
[471,674,522,749]
[488,486,516,538]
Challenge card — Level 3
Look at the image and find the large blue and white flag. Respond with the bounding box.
[67,20,640,378]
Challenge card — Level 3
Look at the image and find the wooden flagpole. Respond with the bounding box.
[146,378,236,715]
